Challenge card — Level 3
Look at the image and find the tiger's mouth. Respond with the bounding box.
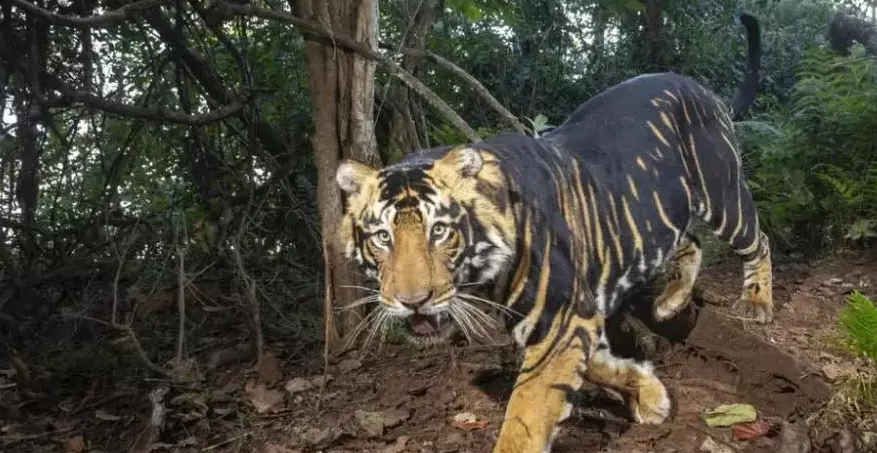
[405,312,455,342]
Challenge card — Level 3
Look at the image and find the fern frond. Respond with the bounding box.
[839,291,877,362]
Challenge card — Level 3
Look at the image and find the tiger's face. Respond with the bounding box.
[336,146,516,344]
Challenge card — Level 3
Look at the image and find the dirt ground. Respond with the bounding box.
[2,249,876,453]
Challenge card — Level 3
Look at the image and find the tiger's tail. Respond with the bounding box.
[729,11,762,121]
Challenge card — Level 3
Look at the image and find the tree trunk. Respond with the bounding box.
[641,0,667,72]
[385,0,441,163]
[589,3,607,84]
[295,0,382,356]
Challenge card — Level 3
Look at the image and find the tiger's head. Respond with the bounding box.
[336,146,516,344]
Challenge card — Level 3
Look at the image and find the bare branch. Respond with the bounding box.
[11,0,162,28]
[61,312,169,377]
[231,239,264,364]
[43,88,250,125]
[422,50,526,134]
[220,3,481,143]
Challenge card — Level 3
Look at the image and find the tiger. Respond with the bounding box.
[334,11,769,453]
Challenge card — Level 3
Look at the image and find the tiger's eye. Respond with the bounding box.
[375,230,391,244]
[432,223,447,236]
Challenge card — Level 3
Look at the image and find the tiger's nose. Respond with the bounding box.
[395,291,433,308]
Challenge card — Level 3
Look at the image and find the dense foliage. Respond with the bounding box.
[1,0,876,369]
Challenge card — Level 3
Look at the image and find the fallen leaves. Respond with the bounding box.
[450,412,489,431]
[732,419,771,441]
[702,403,758,427]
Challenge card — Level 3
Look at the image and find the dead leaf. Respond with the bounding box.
[699,436,733,453]
[62,436,88,453]
[451,411,489,431]
[258,353,283,384]
[285,377,313,394]
[94,409,122,421]
[702,403,758,427]
[337,359,362,374]
[245,381,284,414]
[733,419,771,441]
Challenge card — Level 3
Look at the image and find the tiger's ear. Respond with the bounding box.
[438,146,484,178]
[336,160,378,195]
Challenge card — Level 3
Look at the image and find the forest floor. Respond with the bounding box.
[2,249,876,453]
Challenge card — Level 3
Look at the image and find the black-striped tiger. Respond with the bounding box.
[335,12,769,453]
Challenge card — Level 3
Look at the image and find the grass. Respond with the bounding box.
[810,291,877,438]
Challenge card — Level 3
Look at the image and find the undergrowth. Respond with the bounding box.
[738,45,877,254]
[811,291,877,437]
[839,291,877,363]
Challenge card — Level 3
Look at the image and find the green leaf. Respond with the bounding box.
[702,403,758,427]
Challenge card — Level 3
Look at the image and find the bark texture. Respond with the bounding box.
[295,0,382,355]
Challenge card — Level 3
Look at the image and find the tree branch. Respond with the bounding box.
[219,2,481,143]
[420,49,526,134]
[28,65,250,125]
[43,89,250,125]
[11,0,162,28]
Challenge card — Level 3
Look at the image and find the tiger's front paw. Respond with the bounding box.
[630,378,671,425]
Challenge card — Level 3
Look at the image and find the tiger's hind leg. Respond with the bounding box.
[703,176,774,323]
[586,330,671,425]
[653,233,703,322]
[733,230,773,323]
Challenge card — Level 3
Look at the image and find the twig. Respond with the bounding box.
[11,0,162,28]
[61,312,169,377]
[175,243,187,361]
[109,224,140,326]
[220,3,481,143]
[199,431,252,451]
[230,239,264,364]
[1,426,76,447]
